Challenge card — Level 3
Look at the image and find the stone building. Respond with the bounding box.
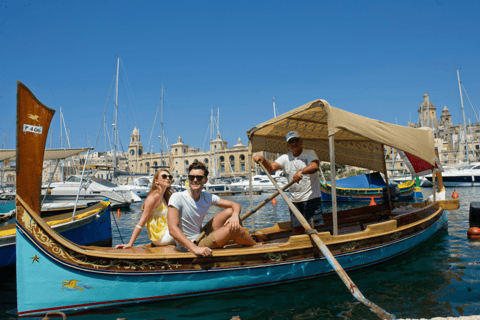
[386,93,480,172]
[121,128,252,178]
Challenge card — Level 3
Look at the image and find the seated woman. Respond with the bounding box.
[115,170,175,249]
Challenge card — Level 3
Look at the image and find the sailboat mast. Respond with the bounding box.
[210,108,214,177]
[427,95,430,128]
[113,56,119,182]
[457,69,469,163]
[160,87,164,167]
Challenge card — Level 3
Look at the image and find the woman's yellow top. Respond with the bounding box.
[146,201,168,241]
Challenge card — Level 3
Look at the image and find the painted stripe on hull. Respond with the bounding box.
[2,208,111,268]
[16,211,448,316]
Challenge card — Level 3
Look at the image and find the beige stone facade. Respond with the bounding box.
[121,128,251,178]
[387,93,480,172]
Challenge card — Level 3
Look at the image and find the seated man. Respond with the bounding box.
[168,162,257,257]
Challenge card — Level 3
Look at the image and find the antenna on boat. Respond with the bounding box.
[273,97,278,117]
[457,69,469,164]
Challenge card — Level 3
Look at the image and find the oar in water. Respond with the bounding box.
[194,180,295,244]
[258,162,394,320]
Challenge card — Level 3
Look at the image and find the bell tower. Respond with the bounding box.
[128,127,144,172]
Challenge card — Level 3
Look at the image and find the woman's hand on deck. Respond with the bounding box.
[114,244,132,249]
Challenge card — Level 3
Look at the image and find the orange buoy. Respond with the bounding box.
[467,227,480,240]
[117,208,121,218]
[369,197,376,206]
[452,189,459,198]
[272,198,277,205]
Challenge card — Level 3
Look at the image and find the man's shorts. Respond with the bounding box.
[289,197,324,228]
[197,232,221,249]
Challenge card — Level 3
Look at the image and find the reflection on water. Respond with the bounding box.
[3,187,480,319]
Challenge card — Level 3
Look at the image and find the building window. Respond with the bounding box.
[221,164,225,172]
[241,163,245,171]
[185,160,189,165]
[240,154,245,161]
[219,156,225,162]
[204,158,209,164]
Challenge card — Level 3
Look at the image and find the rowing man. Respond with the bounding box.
[253,130,323,235]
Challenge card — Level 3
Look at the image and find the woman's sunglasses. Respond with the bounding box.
[161,174,173,180]
[188,175,205,181]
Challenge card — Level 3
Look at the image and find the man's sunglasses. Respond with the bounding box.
[161,174,173,180]
[188,175,205,181]
[288,138,300,144]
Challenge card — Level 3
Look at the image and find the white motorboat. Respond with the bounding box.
[121,176,151,198]
[425,162,480,187]
[42,175,141,208]
[229,174,286,193]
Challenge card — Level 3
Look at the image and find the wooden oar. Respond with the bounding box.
[258,162,394,320]
[194,180,295,244]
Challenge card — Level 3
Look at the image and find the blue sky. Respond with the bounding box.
[1,0,480,154]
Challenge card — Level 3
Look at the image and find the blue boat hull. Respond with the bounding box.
[1,206,111,268]
[320,190,421,202]
[16,208,447,317]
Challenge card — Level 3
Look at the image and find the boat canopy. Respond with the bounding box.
[247,100,435,173]
[0,148,89,162]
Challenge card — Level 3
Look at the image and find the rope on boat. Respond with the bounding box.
[111,209,125,244]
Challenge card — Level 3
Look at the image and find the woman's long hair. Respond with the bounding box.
[142,170,174,210]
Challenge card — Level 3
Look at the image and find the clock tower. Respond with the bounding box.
[128,127,144,173]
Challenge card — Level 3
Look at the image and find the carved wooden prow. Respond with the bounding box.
[16,81,55,215]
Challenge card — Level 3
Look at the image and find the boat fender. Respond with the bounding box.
[467,227,480,240]
[469,202,480,228]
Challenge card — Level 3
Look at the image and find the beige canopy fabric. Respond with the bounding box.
[247,100,435,172]
[0,148,89,162]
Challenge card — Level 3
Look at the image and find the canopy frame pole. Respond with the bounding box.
[248,144,255,231]
[381,144,393,210]
[432,165,436,203]
[73,148,92,218]
[41,159,60,208]
[329,135,338,236]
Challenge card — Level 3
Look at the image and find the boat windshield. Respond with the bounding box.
[90,177,118,188]
[65,176,84,182]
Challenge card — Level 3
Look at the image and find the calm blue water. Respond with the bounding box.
[1,187,479,319]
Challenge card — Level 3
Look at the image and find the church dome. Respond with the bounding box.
[233,137,244,148]
[417,93,436,112]
[132,127,139,135]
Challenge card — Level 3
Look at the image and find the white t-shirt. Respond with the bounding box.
[275,149,321,202]
[168,190,220,244]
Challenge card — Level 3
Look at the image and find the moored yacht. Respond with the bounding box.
[425,162,480,187]
[42,175,141,208]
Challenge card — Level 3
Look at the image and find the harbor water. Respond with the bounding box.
[1,186,479,319]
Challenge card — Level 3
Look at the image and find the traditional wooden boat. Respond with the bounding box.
[319,172,421,202]
[16,86,458,317]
